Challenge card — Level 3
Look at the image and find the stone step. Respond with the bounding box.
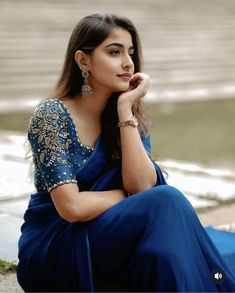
[1,35,235,44]
[1,69,235,85]
[0,79,233,90]
[1,64,235,76]
[1,84,235,105]
[0,0,234,104]
[1,56,234,68]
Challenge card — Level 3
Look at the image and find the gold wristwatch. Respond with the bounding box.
[118,115,138,128]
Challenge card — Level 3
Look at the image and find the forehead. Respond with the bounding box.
[101,27,133,47]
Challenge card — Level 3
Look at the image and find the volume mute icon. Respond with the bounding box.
[211,268,226,284]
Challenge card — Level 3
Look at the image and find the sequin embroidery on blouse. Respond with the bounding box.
[28,99,94,192]
[56,98,96,151]
[29,101,72,167]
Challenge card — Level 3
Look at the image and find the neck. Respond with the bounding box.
[75,85,113,120]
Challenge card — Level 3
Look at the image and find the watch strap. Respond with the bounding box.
[118,115,138,127]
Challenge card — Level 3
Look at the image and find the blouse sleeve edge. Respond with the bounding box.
[48,179,77,193]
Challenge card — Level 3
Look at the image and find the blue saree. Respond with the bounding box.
[17,99,235,292]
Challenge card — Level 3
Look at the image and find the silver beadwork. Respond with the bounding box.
[81,70,93,97]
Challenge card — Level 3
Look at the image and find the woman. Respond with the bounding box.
[17,13,235,292]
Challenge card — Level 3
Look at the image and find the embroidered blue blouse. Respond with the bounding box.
[28,98,94,192]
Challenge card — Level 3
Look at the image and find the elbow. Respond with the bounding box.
[124,177,157,195]
[60,211,80,224]
[65,214,80,224]
[60,207,92,223]
[125,182,155,195]
[123,166,158,195]
[57,206,82,223]
[51,186,85,223]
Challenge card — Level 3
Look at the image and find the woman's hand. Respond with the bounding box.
[117,72,150,107]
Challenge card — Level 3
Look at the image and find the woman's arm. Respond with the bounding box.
[118,102,157,195]
[51,183,126,223]
[117,73,157,195]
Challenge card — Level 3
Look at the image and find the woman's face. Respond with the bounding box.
[88,27,135,93]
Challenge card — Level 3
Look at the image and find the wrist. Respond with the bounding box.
[117,96,134,112]
[117,103,133,121]
[117,100,132,109]
[118,115,138,128]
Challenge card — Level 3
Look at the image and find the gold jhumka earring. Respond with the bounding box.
[81,70,93,97]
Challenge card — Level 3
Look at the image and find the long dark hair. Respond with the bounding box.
[49,13,151,161]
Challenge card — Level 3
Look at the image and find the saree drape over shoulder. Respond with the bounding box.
[17,99,235,292]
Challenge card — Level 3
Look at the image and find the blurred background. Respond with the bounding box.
[0,0,235,262]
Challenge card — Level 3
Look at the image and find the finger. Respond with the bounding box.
[130,75,149,87]
[130,75,143,84]
[139,78,150,96]
[131,72,150,81]
[129,78,140,88]
[143,84,149,95]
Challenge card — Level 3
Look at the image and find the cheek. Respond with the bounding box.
[92,57,118,80]
[94,51,118,67]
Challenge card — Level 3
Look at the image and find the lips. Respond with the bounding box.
[117,73,132,78]
[117,73,133,81]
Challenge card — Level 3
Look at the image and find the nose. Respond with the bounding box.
[122,53,134,70]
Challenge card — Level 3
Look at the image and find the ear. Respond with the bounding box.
[75,50,90,71]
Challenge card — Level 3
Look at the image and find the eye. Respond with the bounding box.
[129,52,134,58]
[110,50,120,55]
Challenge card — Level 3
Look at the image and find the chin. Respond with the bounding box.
[113,84,130,92]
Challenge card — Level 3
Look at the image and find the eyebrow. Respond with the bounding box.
[105,42,134,50]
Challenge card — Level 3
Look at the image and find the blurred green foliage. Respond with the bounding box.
[0,259,16,274]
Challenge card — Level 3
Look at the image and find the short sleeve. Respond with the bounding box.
[28,100,77,192]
